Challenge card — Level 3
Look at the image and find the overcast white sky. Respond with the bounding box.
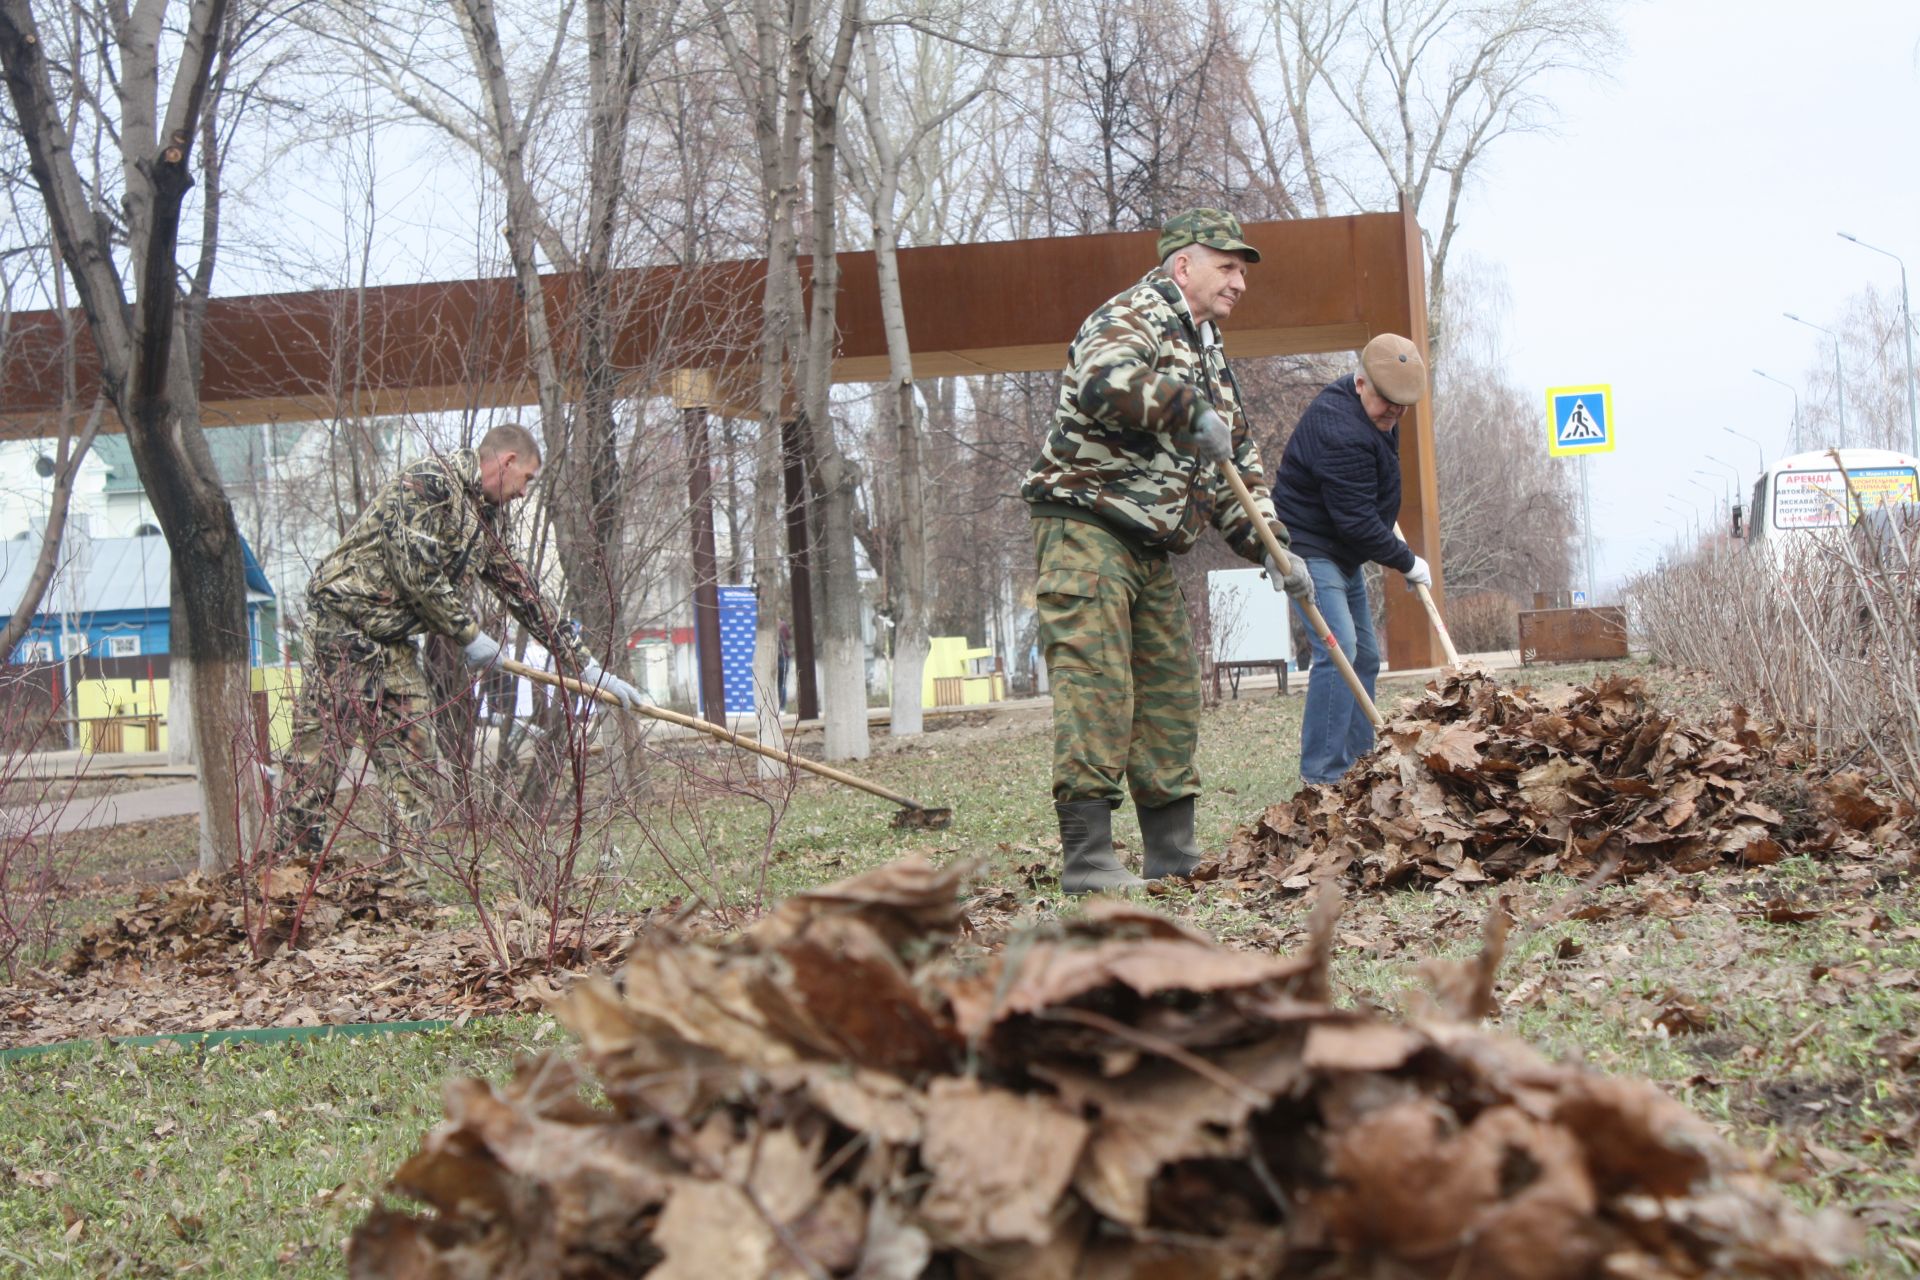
[1448,1,1920,595]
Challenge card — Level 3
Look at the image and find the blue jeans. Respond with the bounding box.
[1291,557,1381,784]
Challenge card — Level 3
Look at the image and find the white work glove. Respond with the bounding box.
[461,632,503,671]
[1265,549,1316,605]
[580,659,647,710]
[1191,403,1233,463]
[1404,554,1432,589]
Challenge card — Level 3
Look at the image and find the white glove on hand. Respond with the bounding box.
[461,632,503,671]
[1191,404,1233,463]
[1265,550,1316,604]
[1404,554,1432,589]
[580,659,646,710]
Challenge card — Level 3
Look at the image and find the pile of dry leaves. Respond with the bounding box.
[62,862,437,972]
[0,864,647,1047]
[348,856,1853,1279]
[1221,673,1913,897]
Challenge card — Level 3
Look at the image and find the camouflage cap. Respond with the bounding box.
[1157,209,1260,264]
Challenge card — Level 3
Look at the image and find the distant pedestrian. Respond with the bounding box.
[1271,334,1431,784]
[1021,208,1312,894]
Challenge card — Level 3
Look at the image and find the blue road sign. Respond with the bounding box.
[1545,384,1614,456]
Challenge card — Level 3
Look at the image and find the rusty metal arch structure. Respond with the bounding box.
[0,209,1444,669]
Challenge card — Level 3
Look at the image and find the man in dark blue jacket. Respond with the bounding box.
[1270,334,1432,783]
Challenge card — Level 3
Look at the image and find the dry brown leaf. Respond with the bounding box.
[916,1077,1087,1247]
[1301,1021,1425,1072]
[651,1179,777,1279]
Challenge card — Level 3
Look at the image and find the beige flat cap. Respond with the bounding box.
[1361,333,1427,405]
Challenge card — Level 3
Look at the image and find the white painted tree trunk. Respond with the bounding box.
[168,658,197,766]
[889,641,927,735]
[820,632,870,761]
[748,594,779,775]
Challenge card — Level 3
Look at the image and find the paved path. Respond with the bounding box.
[0,780,204,837]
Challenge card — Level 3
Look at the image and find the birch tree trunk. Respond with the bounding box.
[795,0,868,761]
[847,21,995,737]
[706,0,816,766]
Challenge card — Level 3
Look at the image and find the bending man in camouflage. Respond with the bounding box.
[273,423,643,877]
[1022,209,1314,893]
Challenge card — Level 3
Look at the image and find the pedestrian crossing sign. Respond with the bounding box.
[1546,384,1614,457]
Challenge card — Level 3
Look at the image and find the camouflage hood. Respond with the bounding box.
[1021,267,1278,560]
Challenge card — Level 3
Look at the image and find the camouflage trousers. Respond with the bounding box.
[1033,517,1201,808]
[272,615,446,861]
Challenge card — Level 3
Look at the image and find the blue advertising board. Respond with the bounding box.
[714,585,758,716]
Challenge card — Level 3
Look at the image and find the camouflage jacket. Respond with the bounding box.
[1021,267,1281,560]
[306,449,593,668]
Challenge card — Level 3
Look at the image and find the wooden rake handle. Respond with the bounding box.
[496,656,942,816]
[1393,521,1462,668]
[1217,463,1385,729]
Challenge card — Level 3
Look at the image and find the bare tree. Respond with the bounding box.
[706,0,869,760]
[844,12,1003,736]
[1053,0,1255,231]
[1257,0,1352,217]
[1431,258,1575,609]
[1793,285,1913,454]
[702,0,810,762]
[0,191,108,662]
[1269,0,1621,358]
[0,0,268,873]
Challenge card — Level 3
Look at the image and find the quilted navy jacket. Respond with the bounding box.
[1270,375,1416,576]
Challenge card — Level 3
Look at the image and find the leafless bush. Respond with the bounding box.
[0,667,109,980]
[1445,589,1522,653]
[1631,516,1920,805]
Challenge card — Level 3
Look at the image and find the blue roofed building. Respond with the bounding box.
[0,530,278,667]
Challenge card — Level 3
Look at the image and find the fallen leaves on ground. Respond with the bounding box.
[348,855,1855,1279]
[0,863,653,1048]
[1221,673,1914,897]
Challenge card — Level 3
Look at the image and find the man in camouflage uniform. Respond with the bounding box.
[1022,209,1314,893]
[273,423,643,877]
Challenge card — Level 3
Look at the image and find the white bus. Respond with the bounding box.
[1745,447,1919,565]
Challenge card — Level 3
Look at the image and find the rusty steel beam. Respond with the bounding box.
[0,211,1442,668]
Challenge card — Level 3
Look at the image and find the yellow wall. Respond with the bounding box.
[920,637,1004,707]
[73,665,303,755]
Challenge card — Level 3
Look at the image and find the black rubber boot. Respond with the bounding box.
[1057,800,1145,894]
[1140,796,1203,880]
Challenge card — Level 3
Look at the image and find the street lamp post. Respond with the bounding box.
[1693,468,1730,505]
[1838,231,1919,459]
[1749,371,1798,455]
[1665,499,1699,544]
[1685,477,1722,542]
[1784,313,1848,449]
[1704,455,1745,534]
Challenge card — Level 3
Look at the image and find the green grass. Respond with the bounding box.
[0,1018,549,1277]
[2,656,1915,1275]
